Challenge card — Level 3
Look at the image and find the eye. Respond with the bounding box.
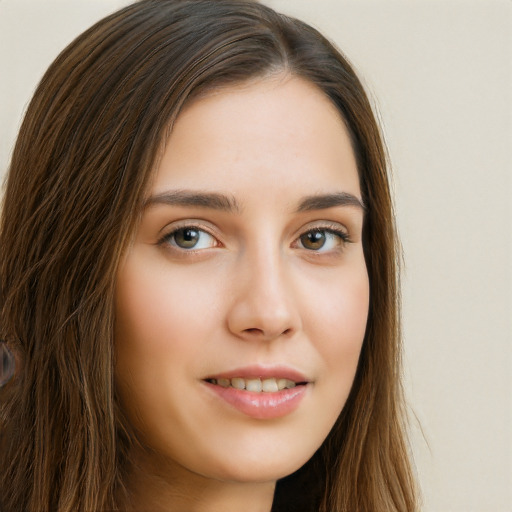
[161,226,218,250]
[297,228,349,252]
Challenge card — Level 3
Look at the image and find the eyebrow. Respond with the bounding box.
[296,192,366,212]
[144,190,365,213]
[144,190,241,213]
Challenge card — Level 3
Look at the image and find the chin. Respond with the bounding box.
[201,449,313,485]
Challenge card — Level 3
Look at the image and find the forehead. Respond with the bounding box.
[151,75,361,202]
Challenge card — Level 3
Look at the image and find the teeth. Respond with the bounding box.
[231,377,245,390]
[278,378,295,390]
[210,377,299,392]
[246,379,262,392]
[262,378,279,392]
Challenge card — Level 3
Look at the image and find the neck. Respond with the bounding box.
[120,447,276,512]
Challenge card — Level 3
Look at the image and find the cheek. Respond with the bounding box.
[303,261,369,356]
[113,253,225,462]
[301,262,369,419]
[113,252,214,417]
[114,251,217,358]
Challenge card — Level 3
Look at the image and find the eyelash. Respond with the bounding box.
[295,226,351,253]
[158,223,351,254]
[158,223,219,252]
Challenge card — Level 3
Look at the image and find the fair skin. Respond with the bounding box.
[114,75,369,512]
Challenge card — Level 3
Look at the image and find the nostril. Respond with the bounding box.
[245,328,263,335]
[242,327,293,338]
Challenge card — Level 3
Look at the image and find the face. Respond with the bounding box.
[114,76,369,485]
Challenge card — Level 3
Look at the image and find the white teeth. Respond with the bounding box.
[262,378,279,392]
[231,377,246,390]
[278,378,295,390]
[246,379,262,392]
[211,377,299,392]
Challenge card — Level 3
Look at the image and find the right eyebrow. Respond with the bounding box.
[143,190,241,213]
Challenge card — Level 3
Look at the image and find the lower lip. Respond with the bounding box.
[204,382,308,420]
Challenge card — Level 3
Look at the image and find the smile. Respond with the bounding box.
[205,377,301,392]
[203,367,310,419]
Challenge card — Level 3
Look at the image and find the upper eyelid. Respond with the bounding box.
[158,218,348,234]
[158,218,351,234]
[158,219,218,238]
[294,220,350,237]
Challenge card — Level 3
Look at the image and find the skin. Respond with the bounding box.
[114,74,369,512]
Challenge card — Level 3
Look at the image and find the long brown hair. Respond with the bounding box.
[0,1,417,510]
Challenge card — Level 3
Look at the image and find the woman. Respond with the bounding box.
[0,1,417,510]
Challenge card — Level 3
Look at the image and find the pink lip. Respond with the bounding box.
[204,381,307,419]
[203,365,310,420]
[205,365,309,382]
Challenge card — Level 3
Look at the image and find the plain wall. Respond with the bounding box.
[1,1,511,511]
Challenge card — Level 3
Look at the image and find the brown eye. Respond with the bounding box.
[163,227,217,250]
[300,230,326,250]
[174,228,200,248]
[297,228,348,252]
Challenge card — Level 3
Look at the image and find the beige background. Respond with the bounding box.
[1,1,511,510]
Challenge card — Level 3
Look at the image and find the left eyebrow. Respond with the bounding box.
[295,192,366,213]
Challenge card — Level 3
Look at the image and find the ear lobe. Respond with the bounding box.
[0,340,16,387]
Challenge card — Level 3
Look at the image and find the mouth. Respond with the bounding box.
[202,367,310,419]
[204,376,307,393]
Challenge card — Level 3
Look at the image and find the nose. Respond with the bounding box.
[226,247,301,342]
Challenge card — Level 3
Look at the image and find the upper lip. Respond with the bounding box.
[204,365,309,383]
[204,365,310,383]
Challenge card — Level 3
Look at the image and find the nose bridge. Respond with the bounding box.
[250,241,288,306]
[227,234,300,341]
